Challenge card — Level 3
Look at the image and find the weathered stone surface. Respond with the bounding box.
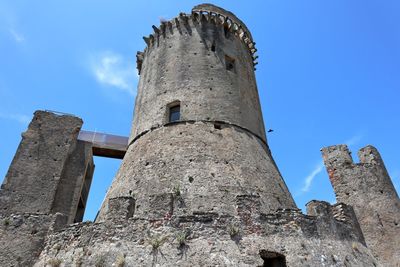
[97,122,296,221]
[0,111,84,217]
[106,196,136,222]
[0,111,94,224]
[130,4,265,143]
[322,145,400,266]
[0,213,66,267]
[51,140,94,224]
[34,209,380,267]
[0,111,95,266]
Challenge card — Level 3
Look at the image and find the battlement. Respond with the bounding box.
[321,144,386,170]
[358,145,387,166]
[137,5,258,74]
[99,195,366,244]
[321,145,397,198]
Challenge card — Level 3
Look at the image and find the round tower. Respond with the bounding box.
[97,4,296,220]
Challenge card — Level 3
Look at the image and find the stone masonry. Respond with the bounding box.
[0,3,399,267]
[322,145,400,266]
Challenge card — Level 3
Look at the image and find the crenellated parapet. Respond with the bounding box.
[321,145,399,204]
[100,195,366,244]
[33,201,380,266]
[136,4,258,74]
[321,144,400,266]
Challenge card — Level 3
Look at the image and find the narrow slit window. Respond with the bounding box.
[211,41,216,52]
[169,104,181,122]
[225,55,235,72]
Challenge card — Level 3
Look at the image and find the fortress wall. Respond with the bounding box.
[34,205,379,267]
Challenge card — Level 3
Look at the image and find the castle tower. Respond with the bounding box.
[321,145,400,266]
[97,4,296,220]
[1,4,388,267]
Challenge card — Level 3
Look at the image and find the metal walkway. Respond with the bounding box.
[78,130,129,159]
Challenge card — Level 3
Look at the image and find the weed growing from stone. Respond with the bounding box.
[47,258,62,267]
[228,224,240,238]
[176,230,188,247]
[114,254,125,267]
[173,184,181,198]
[150,235,167,251]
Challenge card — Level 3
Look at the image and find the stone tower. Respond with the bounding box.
[97,3,296,221]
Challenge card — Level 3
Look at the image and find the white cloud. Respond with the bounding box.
[0,113,30,124]
[9,28,25,43]
[90,51,137,96]
[299,161,324,194]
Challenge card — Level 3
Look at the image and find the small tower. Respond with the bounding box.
[97,4,296,220]
[321,145,400,266]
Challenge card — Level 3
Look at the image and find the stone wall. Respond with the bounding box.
[322,145,400,266]
[51,140,94,224]
[0,111,84,218]
[0,111,95,266]
[0,213,66,267]
[34,199,379,266]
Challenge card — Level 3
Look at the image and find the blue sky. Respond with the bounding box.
[1,0,399,221]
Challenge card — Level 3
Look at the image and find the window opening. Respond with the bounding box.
[169,104,181,122]
[225,55,235,72]
[259,250,287,267]
[211,41,216,52]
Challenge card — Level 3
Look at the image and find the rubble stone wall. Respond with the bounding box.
[35,200,380,267]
